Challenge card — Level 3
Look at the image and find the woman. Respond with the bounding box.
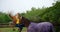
[8,13,24,32]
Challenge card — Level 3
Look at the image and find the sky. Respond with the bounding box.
[0,0,56,15]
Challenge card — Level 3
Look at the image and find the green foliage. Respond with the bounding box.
[21,7,46,22]
[42,2,60,24]
[0,12,11,23]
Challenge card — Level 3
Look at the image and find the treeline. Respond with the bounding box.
[21,1,60,25]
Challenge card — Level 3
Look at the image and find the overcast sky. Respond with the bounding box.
[0,0,56,15]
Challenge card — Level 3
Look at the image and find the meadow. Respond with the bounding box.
[0,27,27,32]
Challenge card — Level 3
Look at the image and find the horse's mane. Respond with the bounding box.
[21,16,31,27]
[21,16,43,23]
[22,17,30,22]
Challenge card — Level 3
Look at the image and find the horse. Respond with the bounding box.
[8,13,55,32]
[19,16,55,32]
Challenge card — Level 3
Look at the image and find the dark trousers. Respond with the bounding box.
[15,23,25,30]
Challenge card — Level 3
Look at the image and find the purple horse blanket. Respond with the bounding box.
[27,22,54,32]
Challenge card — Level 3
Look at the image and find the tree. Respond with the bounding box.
[0,12,11,23]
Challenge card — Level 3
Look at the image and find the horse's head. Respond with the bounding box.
[19,16,31,27]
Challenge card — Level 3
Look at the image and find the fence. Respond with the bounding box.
[0,23,13,28]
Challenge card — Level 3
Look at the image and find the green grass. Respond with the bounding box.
[0,27,27,32]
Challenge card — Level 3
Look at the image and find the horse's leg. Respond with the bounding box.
[18,26,23,32]
[19,28,21,32]
[18,28,22,32]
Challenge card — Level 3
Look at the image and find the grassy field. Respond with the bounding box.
[0,27,27,32]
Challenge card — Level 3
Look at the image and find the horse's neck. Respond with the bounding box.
[24,21,30,27]
[24,21,37,28]
[22,17,31,27]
